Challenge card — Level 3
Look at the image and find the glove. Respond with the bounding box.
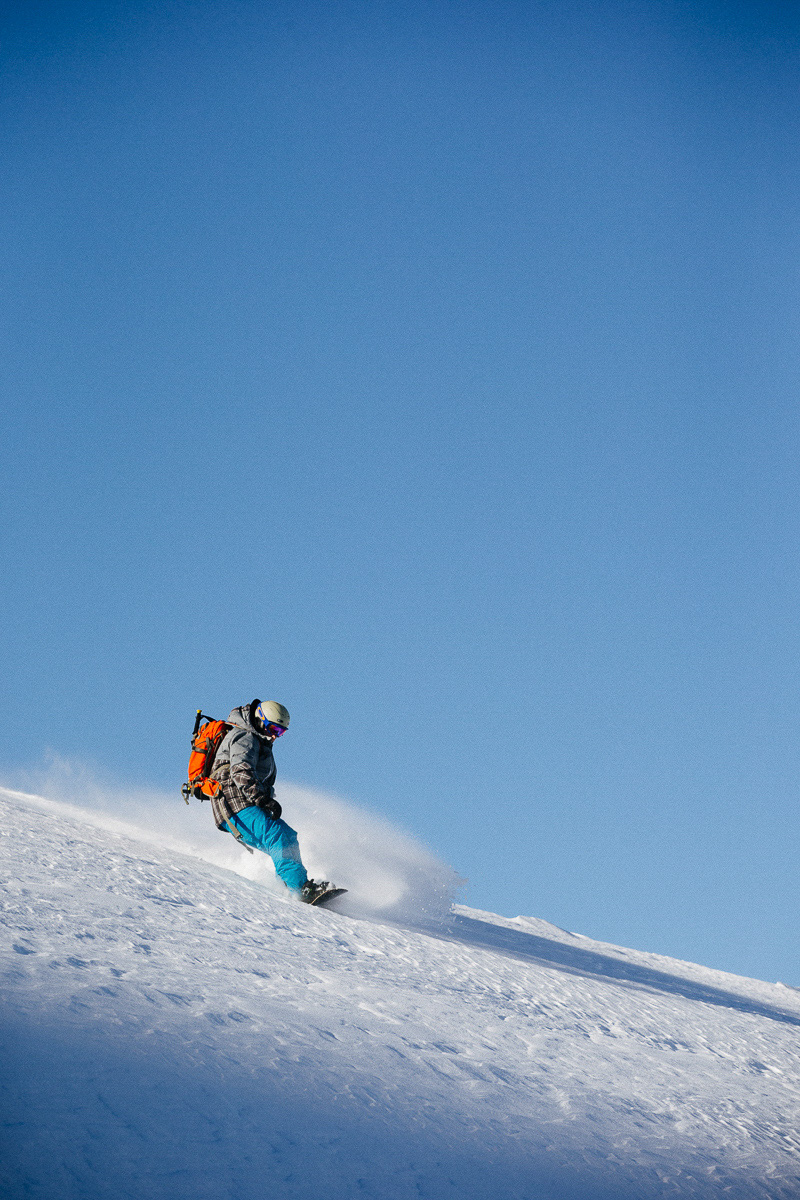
[262,798,282,821]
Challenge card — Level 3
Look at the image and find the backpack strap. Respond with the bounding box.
[222,812,254,855]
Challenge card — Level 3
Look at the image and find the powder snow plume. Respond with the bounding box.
[5,756,464,925]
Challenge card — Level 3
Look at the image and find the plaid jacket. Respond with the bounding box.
[209,700,276,831]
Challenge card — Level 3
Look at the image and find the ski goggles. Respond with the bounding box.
[263,722,288,738]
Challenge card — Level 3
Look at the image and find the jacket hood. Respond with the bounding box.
[226,699,265,736]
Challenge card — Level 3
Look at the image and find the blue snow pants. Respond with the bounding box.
[229,806,308,892]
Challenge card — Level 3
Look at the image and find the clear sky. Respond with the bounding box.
[2,0,798,984]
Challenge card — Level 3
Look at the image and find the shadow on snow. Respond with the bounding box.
[442,912,800,1029]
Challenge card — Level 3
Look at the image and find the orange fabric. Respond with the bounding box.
[187,719,229,799]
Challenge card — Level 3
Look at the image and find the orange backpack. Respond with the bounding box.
[182,711,231,802]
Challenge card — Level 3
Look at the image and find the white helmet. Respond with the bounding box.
[256,700,290,731]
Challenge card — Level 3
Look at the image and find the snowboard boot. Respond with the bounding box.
[299,879,333,904]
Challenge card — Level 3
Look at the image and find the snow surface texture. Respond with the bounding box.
[1,785,799,1200]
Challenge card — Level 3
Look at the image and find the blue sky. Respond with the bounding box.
[2,0,798,983]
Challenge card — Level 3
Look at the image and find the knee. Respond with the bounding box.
[275,819,299,845]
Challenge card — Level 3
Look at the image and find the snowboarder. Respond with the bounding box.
[209,699,337,904]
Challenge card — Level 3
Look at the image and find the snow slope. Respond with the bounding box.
[1,785,799,1200]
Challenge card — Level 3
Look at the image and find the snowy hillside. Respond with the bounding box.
[1,784,799,1200]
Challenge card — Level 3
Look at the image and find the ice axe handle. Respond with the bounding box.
[183,710,206,804]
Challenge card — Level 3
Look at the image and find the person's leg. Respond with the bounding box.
[231,806,308,892]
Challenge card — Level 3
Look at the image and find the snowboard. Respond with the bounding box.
[310,887,348,908]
